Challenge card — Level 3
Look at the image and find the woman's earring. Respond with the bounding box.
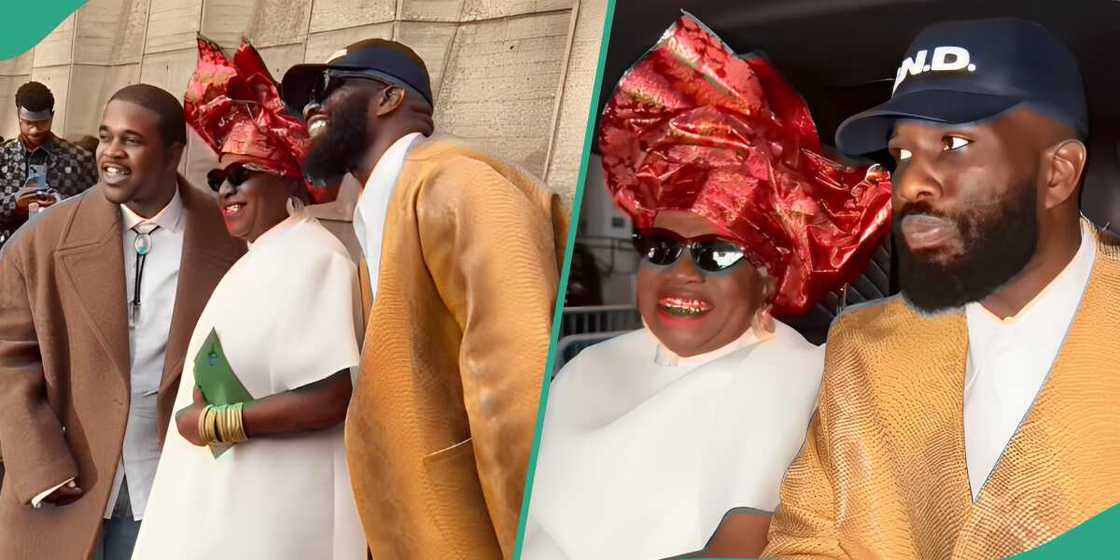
[286,196,305,217]
[751,305,776,338]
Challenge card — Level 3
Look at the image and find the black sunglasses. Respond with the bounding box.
[632,228,747,273]
[305,70,389,112]
[206,164,257,192]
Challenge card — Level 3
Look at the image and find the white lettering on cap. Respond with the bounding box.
[892,46,977,93]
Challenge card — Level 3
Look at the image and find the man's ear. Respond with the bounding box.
[1042,139,1087,210]
[373,86,406,117]
[166,141,186,171]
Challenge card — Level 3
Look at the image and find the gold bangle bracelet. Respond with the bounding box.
[204,405,216,444]
[224,404,235,443]
[198,404,211,444]
[235,402,248,442]
[217,404,229,444]
[208,405,222,444]
[219,405,228,443]
[223,402,244,444]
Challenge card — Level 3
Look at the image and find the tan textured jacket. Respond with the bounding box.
[0,180,244,560]
[345,137,567,559]
[764,227,1120,559]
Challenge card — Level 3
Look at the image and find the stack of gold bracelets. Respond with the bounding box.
[198,402,248,445]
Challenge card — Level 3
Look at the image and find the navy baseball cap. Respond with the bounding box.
[835,18,1087,157]
[281,38,433,119]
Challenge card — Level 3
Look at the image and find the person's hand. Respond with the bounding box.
[40,480,83,506]
[15,186,61,214]
[175,387,208,446]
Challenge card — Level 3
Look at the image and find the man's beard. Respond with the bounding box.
[896,182,1038,313]
[304,92,371,183]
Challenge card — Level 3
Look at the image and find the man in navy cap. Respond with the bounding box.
[281,39,567,559]
[763,18,1120,558]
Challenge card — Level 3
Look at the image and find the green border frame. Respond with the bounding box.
[506,1,1118,558]
[511,0,618,557]
[0,3,87,60]
[5,3,1116,559]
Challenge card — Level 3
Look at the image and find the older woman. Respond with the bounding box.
[131,39,364,559]
[522,15,891,560]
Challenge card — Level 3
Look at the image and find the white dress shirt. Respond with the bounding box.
[963,221,1096,501]
[106,190,187,519]
[352,132,424,301]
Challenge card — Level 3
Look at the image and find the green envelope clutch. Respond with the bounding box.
[192,328,254,458]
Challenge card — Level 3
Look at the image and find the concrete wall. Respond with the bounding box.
[0,0,608,200]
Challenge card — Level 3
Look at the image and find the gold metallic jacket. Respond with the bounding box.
[765,226,1120,559]
[345,137,567,559]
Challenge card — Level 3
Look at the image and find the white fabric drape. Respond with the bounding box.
[132,215,365,560]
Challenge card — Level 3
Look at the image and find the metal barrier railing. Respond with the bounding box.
[560,305,642,338]
[552,330,633,376]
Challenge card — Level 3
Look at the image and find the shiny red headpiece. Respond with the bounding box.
[185,37,333,204]
[599,14,892,317]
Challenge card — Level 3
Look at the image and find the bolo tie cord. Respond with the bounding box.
[129,225,159,327]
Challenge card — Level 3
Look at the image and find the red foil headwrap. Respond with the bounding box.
[185,37,333,204]
[599,14,892,317]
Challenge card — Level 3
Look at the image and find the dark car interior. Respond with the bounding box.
[589,0,1120,343]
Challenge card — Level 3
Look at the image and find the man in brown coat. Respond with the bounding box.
[0,84,244,559]
[282,40,566,558]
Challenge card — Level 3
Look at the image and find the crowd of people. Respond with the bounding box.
[0,36,564,560]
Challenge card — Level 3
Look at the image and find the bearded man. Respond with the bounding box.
[763,18,1120,559]
[280,39,568,559]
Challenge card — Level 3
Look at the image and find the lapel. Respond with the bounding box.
[54,186,131,385]
[158,178,243,394]
[880,302,974,556]
[955,227,1120,556]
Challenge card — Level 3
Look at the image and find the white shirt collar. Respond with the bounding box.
[353,131,425,301]
[366,132,425,191]
[120,185,185,234]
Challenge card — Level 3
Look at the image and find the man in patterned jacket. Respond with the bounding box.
[0,81,98,247]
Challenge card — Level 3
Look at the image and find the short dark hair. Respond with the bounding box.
[15,81,54,113]
[107,84,187,147]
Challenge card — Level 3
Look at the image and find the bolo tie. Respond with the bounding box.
[129,223,160,328]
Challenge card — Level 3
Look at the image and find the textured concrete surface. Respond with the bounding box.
[0,0,608,200]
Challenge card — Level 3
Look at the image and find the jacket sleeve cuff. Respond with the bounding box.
[30,477,75,507]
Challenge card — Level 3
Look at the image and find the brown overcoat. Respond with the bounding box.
[0,179,244,559]
[346,137,568,559]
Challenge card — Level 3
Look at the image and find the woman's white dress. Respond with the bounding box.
[132,215,365,560]
[522,321,825,559]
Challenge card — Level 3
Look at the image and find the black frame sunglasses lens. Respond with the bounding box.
[690,241,745,272]
[634,230,745,272]
[206,169,225,192]
[313,71,388,104]
[634,233,683,266]
[207,166,252,192]
[227,166,252,186]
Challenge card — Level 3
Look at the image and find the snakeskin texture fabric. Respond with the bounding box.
[764,225,1120,559]
[344,137,566,559]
